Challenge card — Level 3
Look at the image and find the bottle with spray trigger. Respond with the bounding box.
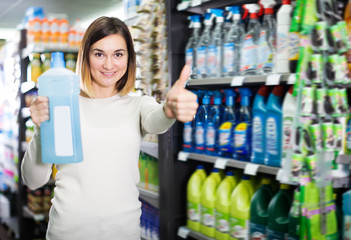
[185,15,202,79]
[240,4,261,75]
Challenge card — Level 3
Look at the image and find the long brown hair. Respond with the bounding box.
[77,16,136,97]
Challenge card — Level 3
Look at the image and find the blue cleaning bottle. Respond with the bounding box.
[265,85,285,167]
[38,52,83,164]
[206,91,223,156]
[195,92,211,153]
[235,88,253,161]
[251,86,270,164]
[185,15,202,79]
[183,90,198,152]
[218,89,236,158]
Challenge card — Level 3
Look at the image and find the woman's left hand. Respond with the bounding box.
[163,65,198,123]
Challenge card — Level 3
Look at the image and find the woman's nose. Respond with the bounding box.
[103,57,113,70]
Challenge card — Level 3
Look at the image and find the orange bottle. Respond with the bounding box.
[41,17,50,45]
[59,18,69,47]
[49,18,60,46]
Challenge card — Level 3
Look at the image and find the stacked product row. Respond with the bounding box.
[138,152,159,193]
[140,199,160,240]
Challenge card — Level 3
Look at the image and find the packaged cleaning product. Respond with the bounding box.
[342,190,351,239]
[282,86,296,166]
[38,52,83,164]
[201,168,222,237]
[215,171,238,240]
[187,165,207,231]
[195,93,210,153]
[288,189,301,240]
[206,91,223,156]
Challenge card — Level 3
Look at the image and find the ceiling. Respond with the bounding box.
[0,0,124,40]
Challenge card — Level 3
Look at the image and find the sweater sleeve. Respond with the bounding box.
[21,125,53,190]
[140,96,176,136]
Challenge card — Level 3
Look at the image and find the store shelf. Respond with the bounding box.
[140,141,159,159]
[22,206,46,221]
[178,151,280,175]
[186,73,294,88]
[22,44,79,59]
[21,107,31,119]
[177,0,257,13]
[178,226,213,240]
[1,216,19,239]
[138,187,159,209]
[21,81,37,94]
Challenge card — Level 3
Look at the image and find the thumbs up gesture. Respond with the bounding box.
[163,65,198,123]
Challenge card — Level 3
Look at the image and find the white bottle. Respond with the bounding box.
[282,86,295,162]
[275,0,292,73]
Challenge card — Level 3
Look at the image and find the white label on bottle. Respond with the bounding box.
[54,106,73,156]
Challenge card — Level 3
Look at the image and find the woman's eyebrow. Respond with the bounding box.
[91,48,126,52]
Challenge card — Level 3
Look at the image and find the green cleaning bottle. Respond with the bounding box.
[249,177,274,239]
[229,175,255,240]
[267,184,292,239]
[215,171,239,240]
[187,165,207,231]
[288,189,300,240]
[201,168,223,237]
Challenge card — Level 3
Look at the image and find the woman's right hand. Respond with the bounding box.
[30,96,49,128]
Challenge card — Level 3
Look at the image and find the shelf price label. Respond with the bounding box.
[266,73,281,85]
[287,73,297,84]
[231,76,246,87]
[177,1,190,11]
[214,158,228,170]
[190,0,202,7]
[244,163,259,176]
[178,151,190,162]
[177,226,190,239]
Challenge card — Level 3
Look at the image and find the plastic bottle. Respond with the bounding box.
[249,177,274,240]
[195,93,210,153]
[206,91,223,156]
[219,89,236,158]
[38,52,83,164]
[265,85,285,167]
[234,88,252,161]
[185,15,202,79]
[282,86,296,163]
[240,4,261,76]
[251,86,270,164]
[223,6,245,77]
[201,168,223,237]
[183,91,198,152]
[258,0,276,74]
[288,189,300,240]
[229,175,255,240]
[196,13,214,79]
[187,165,207,231]
[207,9,225,78]
[343,190,351,239]
[345,0,351,77]
[267,184,292,239]
[276,0,292,73]
[288,0,303,73]
[30,53,42,83]
[215,171,238,240]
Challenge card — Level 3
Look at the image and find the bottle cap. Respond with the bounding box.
[226,171,234,176]
[242,175,250,180]
[212,168,220,173]
[196,165,205,170]
[51,52,66,68]
[257,85,270,97]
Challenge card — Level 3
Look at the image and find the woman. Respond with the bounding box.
[22,16,198,239]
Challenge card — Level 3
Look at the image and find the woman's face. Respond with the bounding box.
[89,33,128,98]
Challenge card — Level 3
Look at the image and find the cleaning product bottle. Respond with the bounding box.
[196,13,214,79]
[229,175,255,240]
[288,189,300,240]
[219,89,236,158]
[282,86,296,163]
[234,88,253,161]
[183,90,198,152]
[275,0,292,73]
[223,6,244,77]
[215,171,238,240]
[249,177,274,239]
[265,85,285,167]
[195,93,210,153]
[38,52,83,164]
[201,168,223,237]
[267,184,292,239]
[251,86,270,164]
[288,0,303,73]
[207,9,225,78]
[206,91,223,156]
[240,4,261,76]
[185,15,202,79]
[187,165,207,231]
[342,190,351,239]
[258,0,276,74]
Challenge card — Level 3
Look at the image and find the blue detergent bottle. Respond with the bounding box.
[38,52,83,164]
[343,190,351,239]
[218,89,236,158]
[195,92,210,153]
[183,91,198,152]
[206,91,223,156]
[251,86,270,164]
[234,88,253,161]
[265,85,285,167]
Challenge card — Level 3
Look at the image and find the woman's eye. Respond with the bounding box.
[115,53,123,57]
[95,52,103,57]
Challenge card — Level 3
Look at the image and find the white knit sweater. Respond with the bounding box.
[21,94,175,240]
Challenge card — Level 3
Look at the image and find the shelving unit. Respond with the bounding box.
[138,187,159,209]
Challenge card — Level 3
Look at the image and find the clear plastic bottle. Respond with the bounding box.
[195,93,210,153]
[38,52,83,164]
[206,9,225,78]
[185,15,202,79]
[206,91,223,156]
[195,13,214,79]
[223,6,245,77]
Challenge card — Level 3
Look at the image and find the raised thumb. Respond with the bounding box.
[176,64,191,89]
